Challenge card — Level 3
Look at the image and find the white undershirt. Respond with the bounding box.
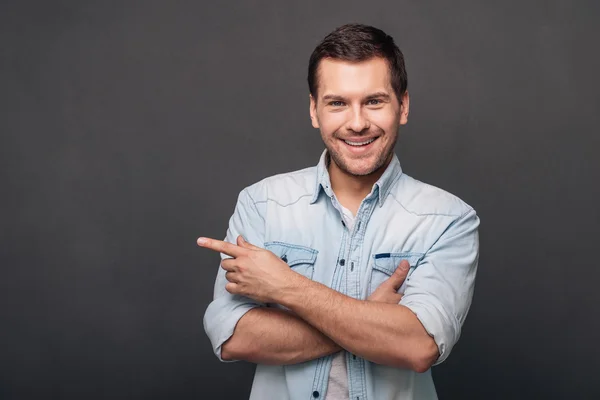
[325,205,355,400]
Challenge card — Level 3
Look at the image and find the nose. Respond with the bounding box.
[346,105,370,133]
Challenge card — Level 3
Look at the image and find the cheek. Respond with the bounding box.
[367,112,400,134]
[318,112,346,138]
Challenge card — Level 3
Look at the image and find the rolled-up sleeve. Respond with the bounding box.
[400,208,480,365]
[203,187,265,361]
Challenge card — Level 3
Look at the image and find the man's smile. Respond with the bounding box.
[339,136,380,153]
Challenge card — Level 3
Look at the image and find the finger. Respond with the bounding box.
[390,293,403,303]
[225,282,239,294]
[389,260,411,291]
[225,271,239,283]
[237,235,262,251]
[197,237,247,258]
[220,258,237,272]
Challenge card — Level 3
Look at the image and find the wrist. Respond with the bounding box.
[276,270,310,308]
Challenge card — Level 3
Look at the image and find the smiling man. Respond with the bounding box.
[200,24,480,400]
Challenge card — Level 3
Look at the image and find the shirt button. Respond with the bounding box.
[312,391,320,398]
[339,259,345,266]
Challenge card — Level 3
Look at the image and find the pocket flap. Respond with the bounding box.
[372,252,423,275]
[265,241,318,267]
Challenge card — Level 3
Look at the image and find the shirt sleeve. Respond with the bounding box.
[203,187,265,362]
[400,208,480,365]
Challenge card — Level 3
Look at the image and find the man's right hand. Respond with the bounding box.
[367,260,410,304]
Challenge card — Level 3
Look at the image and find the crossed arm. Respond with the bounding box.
[200,236,439,372]
[224,286,438,372]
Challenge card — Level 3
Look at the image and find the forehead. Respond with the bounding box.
[316,57,392,98]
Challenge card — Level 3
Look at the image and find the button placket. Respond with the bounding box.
[346,202,376,400]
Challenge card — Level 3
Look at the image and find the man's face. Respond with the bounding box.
[310,57,409,177]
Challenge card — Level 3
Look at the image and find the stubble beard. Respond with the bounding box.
[326,129,398,177]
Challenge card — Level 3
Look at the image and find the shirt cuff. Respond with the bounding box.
[401,295,461,366]
[203,294,261,362]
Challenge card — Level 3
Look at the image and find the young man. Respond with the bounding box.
[199,23,480,400]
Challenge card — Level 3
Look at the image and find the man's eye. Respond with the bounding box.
[329,101,345,107]
[367,99,381,105]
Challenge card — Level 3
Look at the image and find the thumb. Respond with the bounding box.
[237,235,261,250]
[388,260,410,291]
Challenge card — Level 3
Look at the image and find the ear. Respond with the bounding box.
[399,91,410,126]
[309,94,320,129]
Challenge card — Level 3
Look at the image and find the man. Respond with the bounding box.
[199,23,479,400]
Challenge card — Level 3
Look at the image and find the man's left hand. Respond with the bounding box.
[197,235,303,303]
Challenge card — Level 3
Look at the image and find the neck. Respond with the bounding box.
[327,155,391,215]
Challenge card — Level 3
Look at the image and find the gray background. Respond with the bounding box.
[1,0,599,399]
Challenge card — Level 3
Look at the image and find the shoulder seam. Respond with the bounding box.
[244,189,266,224]
[255,193,313,208]
[388,192,463,217]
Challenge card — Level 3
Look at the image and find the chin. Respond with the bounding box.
[328,144,391,177]
[347,166,380,177]
[341,159,382,177]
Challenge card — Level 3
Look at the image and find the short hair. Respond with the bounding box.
[308,23,408,103]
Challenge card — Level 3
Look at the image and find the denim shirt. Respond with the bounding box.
[204,150,480,400]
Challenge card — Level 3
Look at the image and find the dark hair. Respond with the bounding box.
[308,23,407,103]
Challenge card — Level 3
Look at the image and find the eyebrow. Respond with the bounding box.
[322,94,347,102]
[321,92,391,102]
[365,92,391,101]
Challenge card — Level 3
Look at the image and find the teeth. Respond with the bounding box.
[344,138,376,146]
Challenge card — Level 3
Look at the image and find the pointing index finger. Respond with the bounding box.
[197,237,247,258]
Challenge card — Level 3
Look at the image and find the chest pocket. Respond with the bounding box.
[264,241,318,280]
[368,252,423,296]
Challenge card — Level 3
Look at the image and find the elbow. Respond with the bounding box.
[220,337,245,362]
[412,337,439,373]
[398,336,439,373]
[411,356,435,374]
[220,344,235,361]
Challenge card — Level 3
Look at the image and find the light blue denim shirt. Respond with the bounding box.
[204,150,480,400]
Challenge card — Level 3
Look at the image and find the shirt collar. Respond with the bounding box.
[310,149,403,207]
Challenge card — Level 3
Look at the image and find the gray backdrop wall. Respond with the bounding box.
[1,1,599,399]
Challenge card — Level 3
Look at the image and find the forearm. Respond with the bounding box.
[279,278,438,372]
[221,307,341,365]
